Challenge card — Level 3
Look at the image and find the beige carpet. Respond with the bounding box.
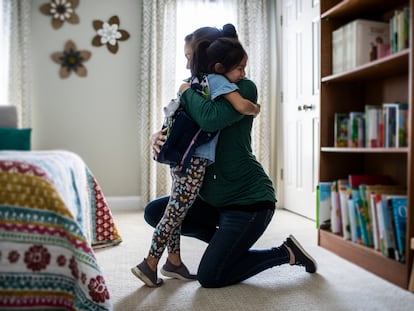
[95,209,414,311]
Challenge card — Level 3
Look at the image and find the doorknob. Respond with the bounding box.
[297,104,313,111]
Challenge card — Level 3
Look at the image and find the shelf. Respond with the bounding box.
[321,147,409,153]
[318,0,412,291]
[321,49,409,83]
[319,230,408,288]
[321,0,407,19]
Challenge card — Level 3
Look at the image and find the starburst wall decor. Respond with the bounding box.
[39,0,80,29]
[51,40,91,78]
[92,15,130,54]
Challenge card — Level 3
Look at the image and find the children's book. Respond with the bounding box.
[389,196,407,262]
[383,103,398,148]
[348,174,391,189]
[317,182,332,230]
[334,113,349,147]
[331,180,342,234]
[365,105,382,147]
[347,187,362,244]
[338,180,351,240]
[352,188,370,246]
[365,185,406,251]
[348,112,365,147]
[357,184,373,246]
[378,194,399,259]
[397,103,408,147]
[343,19,390,70]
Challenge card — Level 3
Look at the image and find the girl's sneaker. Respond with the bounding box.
[160,259,197,280]
[131,259,163,287]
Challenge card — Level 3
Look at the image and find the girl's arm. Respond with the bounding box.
[223,91,260,117]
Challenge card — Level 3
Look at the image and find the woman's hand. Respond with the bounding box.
[150,128,167,159]
[179,83,190,96]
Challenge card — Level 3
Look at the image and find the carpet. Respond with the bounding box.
[95,209,414,311]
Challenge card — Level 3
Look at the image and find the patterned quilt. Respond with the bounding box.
[0,150,121,310]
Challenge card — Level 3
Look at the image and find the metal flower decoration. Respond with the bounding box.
[92,15,130,54]
[51,40,91,78]
[39,0,80,29]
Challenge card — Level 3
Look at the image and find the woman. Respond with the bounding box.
[145,30,317,289]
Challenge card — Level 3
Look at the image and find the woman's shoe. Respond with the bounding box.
[285,234,317,273]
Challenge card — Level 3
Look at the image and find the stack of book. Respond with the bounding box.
[390,6,410,53]
[331,7,410,74]
[334,102,408,148]
[317,175,407,262]
[332,19,390,74]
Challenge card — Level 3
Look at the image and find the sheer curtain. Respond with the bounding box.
[0,0,32,127]
[138,0,278,203]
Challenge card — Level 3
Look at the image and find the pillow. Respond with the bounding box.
[0,128,32,150]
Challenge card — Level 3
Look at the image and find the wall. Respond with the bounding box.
[30,0,142,202]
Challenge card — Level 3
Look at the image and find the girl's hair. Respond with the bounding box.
[206,38,247,74]
[190,23,238,76]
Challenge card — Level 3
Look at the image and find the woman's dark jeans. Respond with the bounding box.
[144,196,290,288]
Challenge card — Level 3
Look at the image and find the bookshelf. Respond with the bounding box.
[318,0,413,289]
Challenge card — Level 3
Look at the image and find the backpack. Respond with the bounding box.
[156,107,216,171]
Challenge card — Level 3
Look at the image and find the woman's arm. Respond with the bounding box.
[179,78,258,132]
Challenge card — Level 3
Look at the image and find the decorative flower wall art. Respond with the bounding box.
[92,15,130,54]
[51,40,91,78]
[40,0,80,29]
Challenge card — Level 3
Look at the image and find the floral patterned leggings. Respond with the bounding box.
[149,156,209,259]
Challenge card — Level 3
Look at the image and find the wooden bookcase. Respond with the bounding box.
[318,0,414,289]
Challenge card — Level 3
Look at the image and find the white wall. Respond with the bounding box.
[30,0,142,198]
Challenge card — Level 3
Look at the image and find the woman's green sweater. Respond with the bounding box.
[180,78,276,208]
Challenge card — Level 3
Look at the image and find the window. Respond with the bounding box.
[175,0,237,90]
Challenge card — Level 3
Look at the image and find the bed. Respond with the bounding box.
[0,106,121,310]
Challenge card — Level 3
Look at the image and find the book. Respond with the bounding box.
[347,187,361,244]
[382,103,398,147]
[365,105,382,147]
[357,184,373,246]
[332,27,344,74]
[348,112,365,147]
[352,188,370,246]
[348,174,391,189]
[331,180,344,235]
[338,180,351,240]
[365,185,406,251]
[334,113,348,147]
[389,196,407,261]
[397,103,408,147]
[345,19,390,70]
[391,7,410,53]
[377,194,399,259]
[317,182,332,229]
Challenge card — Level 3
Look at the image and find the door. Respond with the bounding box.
[280,0,320,220]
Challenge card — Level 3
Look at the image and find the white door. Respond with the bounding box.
[280,0,320,220]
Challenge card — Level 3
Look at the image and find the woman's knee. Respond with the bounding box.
[143,195,169,227]
[197,263,223,288]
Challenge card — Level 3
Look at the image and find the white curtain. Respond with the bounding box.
[138,0,178,202]
[0,0,32,127]
[138,0,278,203]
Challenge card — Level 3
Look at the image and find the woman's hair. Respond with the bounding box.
[190,23,238,77]
[206,38,247,74]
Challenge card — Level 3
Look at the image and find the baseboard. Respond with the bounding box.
[106,196,143,211]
